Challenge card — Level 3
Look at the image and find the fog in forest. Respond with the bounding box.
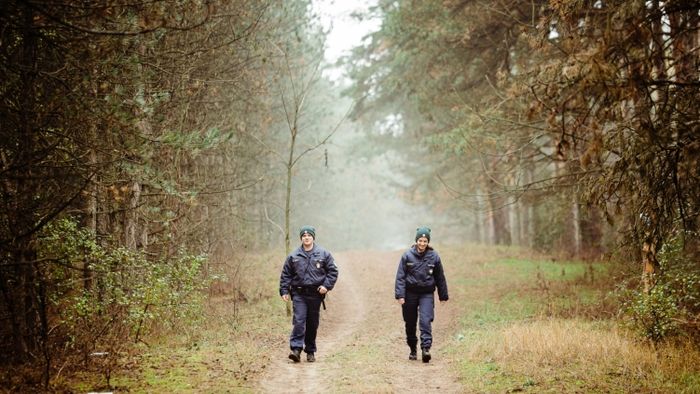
[274,0,464,252]
[289,113,462,252]
[2,1,699,391]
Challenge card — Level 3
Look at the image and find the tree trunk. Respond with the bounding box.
[516,196,525,247]
[285,137,295,255]
[8,3,41,361]
[528,203,535,249]
[82,148,98,290]
[510,197,520,246]
[581,204,603,258]
[125,181,141,250]
[284,125,297,317]
[473,209,483,244]
[571,200,581,258]
[642,235,660,293]
[475,190,488,244]
[15,244,38,360]
[486,177,511,246]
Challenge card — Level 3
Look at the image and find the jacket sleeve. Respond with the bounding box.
[322,252,339,290]
[434,255,449,301]
[395,254,407,299]
[279,256,293,296]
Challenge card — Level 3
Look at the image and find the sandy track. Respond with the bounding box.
[257,250,462,393]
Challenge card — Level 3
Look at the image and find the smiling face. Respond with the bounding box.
[301,233,314,250]
[415,236,429,253]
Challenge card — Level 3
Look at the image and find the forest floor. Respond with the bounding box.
[46,245,700,393]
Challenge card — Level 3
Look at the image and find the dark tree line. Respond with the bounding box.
[0,0,328,387]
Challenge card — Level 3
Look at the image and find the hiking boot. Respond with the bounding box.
[288,349,301,363]
[306,352,315,362]
[421,348,431,363]
[409,350,417,360]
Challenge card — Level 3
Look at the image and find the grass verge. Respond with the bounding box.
[441,244,700,393]
[57,251,289,393]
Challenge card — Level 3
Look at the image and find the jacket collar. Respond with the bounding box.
[295,244,316,256]
[410,244,433,257]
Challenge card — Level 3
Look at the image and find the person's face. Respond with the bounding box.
[416,237,429,252]
[301,233,314,248]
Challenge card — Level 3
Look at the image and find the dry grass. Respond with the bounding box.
[440,243,700,392]
[53,250,290,392]
[461,310,700,392]
[480,318,699,373]
[54,244,700,392]
[207,249,285,302]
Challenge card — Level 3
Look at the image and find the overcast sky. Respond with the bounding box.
[312,0,380,80]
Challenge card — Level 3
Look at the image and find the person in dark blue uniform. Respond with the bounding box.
[395,226,449,363]
[279,225,338,363]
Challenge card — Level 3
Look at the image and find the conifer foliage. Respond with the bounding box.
[345,0,699,339]
[0,0,320,387]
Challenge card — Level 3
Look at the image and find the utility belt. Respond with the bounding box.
[406,284,435,294]
[290,285,327,310]
[290,285,321,296]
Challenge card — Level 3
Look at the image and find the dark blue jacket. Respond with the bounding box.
[279,244,338,296]
[395,245,448,301]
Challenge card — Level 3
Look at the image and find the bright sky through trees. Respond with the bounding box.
[312,0,379,80]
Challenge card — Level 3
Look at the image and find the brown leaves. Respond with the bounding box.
[555,138,569,161]
[580,127,603,169]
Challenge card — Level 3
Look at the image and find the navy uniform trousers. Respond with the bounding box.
[402,290,435,350]
[290,292,323,353]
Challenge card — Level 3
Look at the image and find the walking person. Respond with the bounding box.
[395,226,449,363]
[279,225,339,363]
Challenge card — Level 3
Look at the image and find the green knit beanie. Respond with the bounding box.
[299,225,316,239]
[415,226,431,242]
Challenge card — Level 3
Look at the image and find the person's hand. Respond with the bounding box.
[397,298,405,305]
[282,294,289,302]
[318,286,328,295]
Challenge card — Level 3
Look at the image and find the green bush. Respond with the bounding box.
[620,232,700,342]
[624,283,680,341]
[38,218,209,379]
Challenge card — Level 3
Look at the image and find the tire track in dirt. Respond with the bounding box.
[257,250,462,393]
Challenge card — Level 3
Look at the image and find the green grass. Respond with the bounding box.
[60,336,261,393]
[54,245,699,393]
[441,244,700,394]
[57,251,288,393]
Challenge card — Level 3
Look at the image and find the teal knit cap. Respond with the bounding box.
[415,226,431,242]
[299,225,316,239]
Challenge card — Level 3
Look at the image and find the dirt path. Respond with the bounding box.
[258,250,462,393]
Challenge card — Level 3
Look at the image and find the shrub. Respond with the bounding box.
[38,218,209,384]
[620,231,700,342]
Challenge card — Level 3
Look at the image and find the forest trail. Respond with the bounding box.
[258,250,462,393]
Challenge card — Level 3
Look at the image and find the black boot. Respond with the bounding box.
[409,347,417,360]
[421,348,431,363]
[288,348,301,363]
[306,352,315,362]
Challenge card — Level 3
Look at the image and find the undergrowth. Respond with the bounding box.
[442,243,700,393]
[53,250,288,393]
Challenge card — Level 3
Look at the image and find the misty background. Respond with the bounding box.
[2,1,698,386]
[288,109,462,252]
[266,0,469,252]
